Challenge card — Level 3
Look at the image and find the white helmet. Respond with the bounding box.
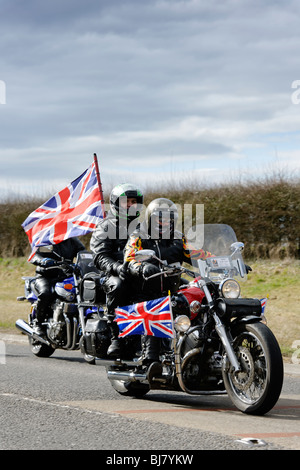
[110,183,143,220]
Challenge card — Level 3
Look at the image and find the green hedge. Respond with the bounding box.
[0,175,299,259]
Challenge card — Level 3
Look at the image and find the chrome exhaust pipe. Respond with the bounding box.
[70,317,78,350]
[107,369,147,383]
[64,316,72,349]
[15,319,51,346]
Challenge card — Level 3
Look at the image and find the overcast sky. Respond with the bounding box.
[1,0,300,200]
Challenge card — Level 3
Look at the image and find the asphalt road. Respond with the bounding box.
[0,335,299,453]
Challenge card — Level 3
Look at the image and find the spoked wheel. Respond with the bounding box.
[29,337,55,358]
[222,322,283,415]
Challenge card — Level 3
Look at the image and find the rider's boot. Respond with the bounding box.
[107,316,123,357]
[142,336,162,380]
[33,303,47,336]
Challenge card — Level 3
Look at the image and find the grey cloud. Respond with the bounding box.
[0,0,300,198]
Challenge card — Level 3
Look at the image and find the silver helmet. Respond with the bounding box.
[145,197,178,238]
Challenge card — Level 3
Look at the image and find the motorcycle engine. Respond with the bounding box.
[181,328,203,357]
[47,319,66,344]
[47,301,75,345]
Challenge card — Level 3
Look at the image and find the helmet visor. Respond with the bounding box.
[149,210,177,238]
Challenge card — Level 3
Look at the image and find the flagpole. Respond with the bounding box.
[168,290,175,340]
[93,153,106,219]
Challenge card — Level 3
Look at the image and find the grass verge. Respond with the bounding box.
[0,257,299,357]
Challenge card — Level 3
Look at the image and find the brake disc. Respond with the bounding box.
[231,347,255,392]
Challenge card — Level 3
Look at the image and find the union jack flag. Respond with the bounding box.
[115,296,174,339]
[22,161,104,260]
[260,297,267,314]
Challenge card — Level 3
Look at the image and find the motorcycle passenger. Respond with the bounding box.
[124,197,213,372]
[31,237,85,335]
[90,183,144,357]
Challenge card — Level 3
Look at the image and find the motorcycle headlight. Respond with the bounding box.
[174,315,191,333]
[219,279,240,299]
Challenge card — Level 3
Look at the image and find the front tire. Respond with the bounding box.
[222,322,283,415]
[83,353,96,365]
[110,379,150,398]
[29,337,55,358]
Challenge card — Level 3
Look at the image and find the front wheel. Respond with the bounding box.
[29,337,55,358]
[110,379,150,398]
[222,322,283,415]
[83,353,96,365]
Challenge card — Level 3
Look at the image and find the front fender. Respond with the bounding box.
[231,315,263,326]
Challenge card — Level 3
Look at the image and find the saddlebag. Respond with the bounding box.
[81,273,106,304]
[216,298,262,320]
[82,318,110,358]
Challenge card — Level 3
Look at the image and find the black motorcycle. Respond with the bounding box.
[16,250,120,364]
[105,224,284,415]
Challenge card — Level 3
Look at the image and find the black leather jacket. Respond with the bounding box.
[31,237,85,279]
[90,212,139,276]
[125,224,213,271]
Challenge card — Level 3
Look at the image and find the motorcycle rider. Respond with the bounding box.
[124,197,214,373]
[30,237,85,335]
[90,183,144,357]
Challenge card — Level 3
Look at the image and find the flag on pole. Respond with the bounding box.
[22,157,105,260]
[114,295,174,338]
[260,297,268,314]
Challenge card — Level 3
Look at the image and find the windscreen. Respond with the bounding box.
[186,224,247,282]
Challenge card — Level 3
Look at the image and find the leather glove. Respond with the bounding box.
[245,264,252,274]
[128,261,142,277]
[62,263,74,277]
[142,263,161,279]
[40,258,57,267]
[117,263,129,281]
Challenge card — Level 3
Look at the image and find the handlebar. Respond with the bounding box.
[142,263,197,281]
[43,260,75,273]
